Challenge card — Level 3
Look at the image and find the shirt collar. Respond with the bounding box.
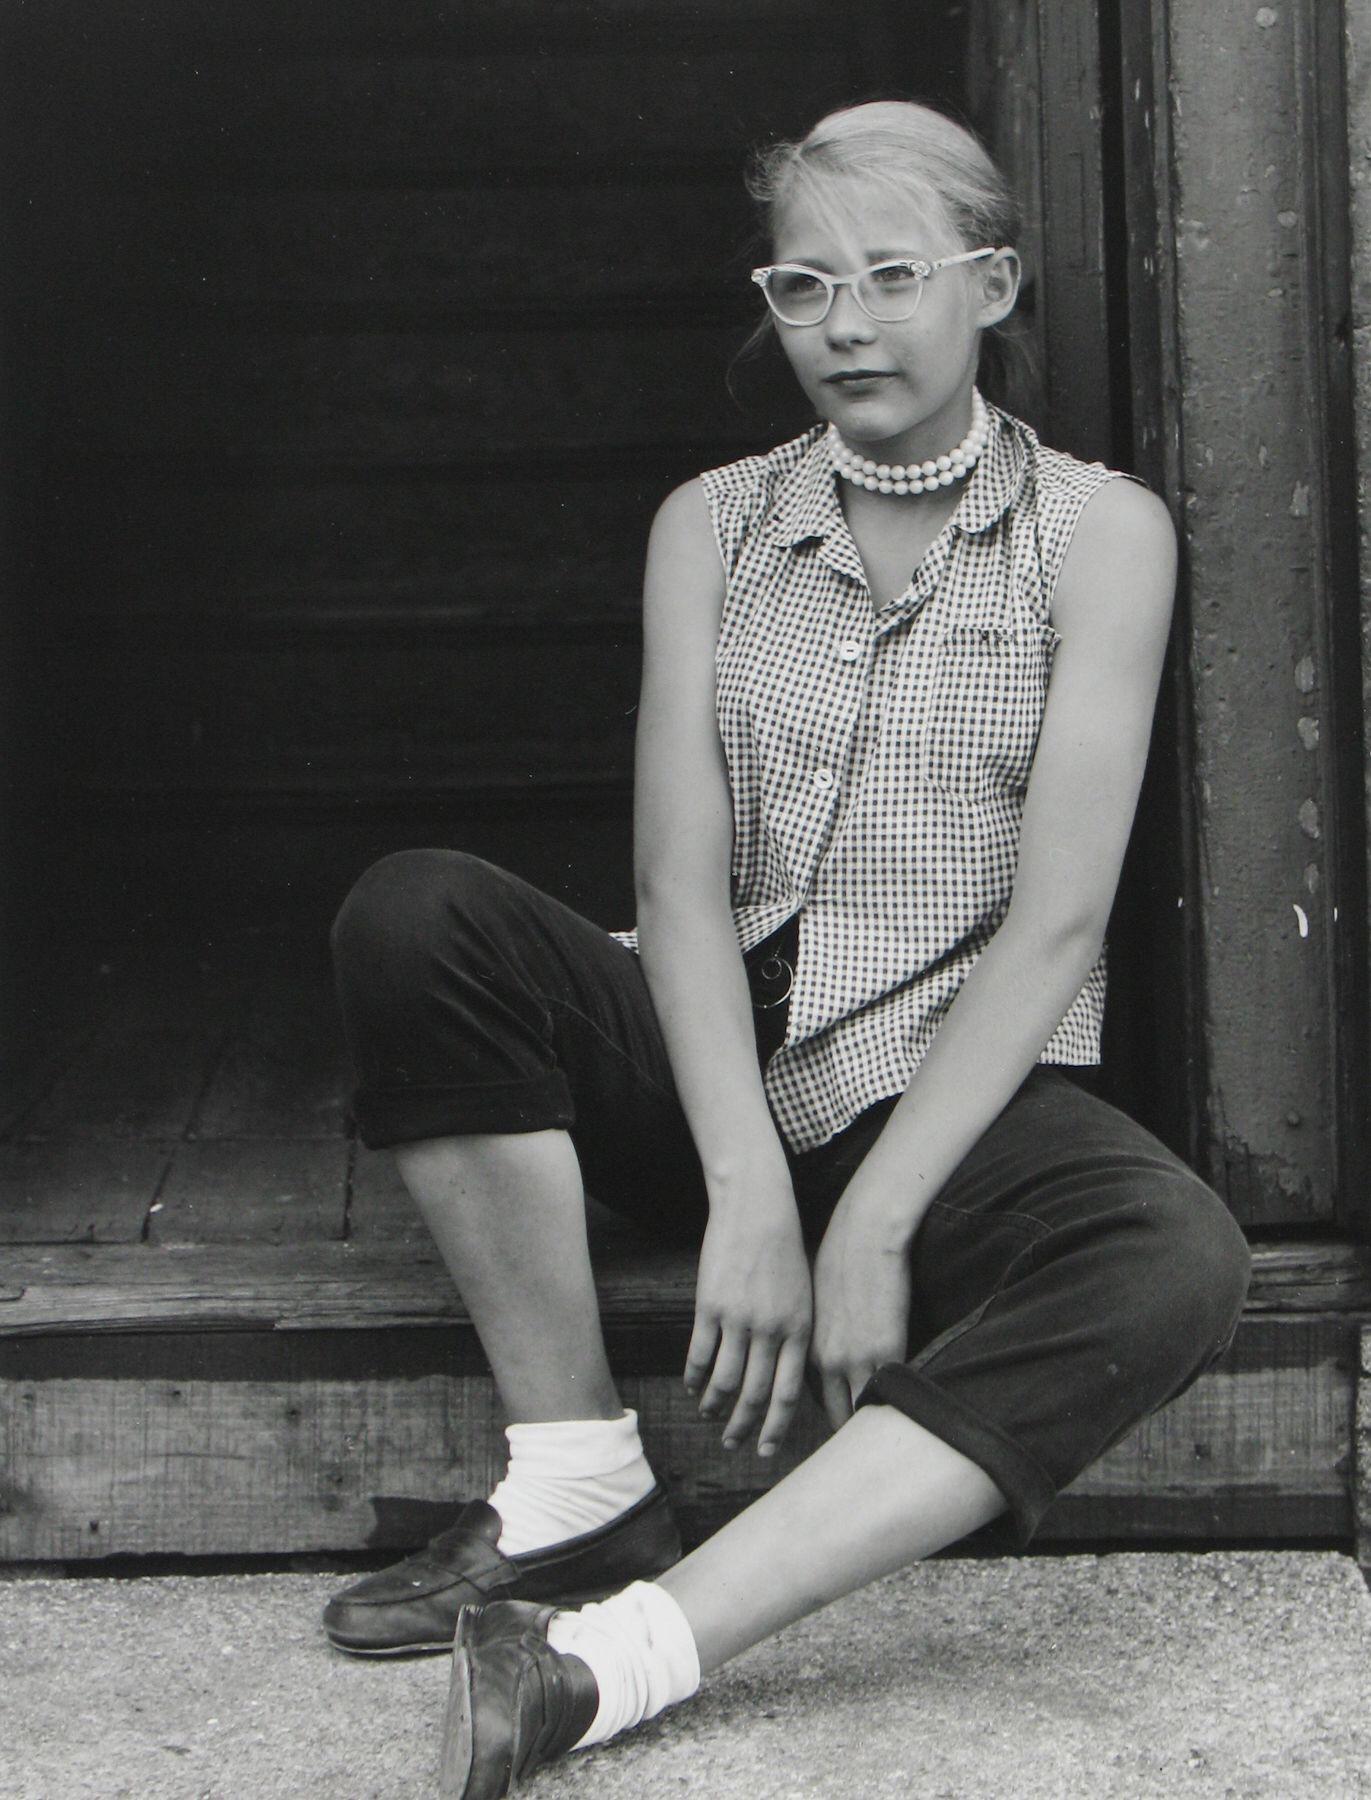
[762,428,846,549]
[953,404,1031,535]
[762,404,1031,551]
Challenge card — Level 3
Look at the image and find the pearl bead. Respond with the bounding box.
[827,395,989,498]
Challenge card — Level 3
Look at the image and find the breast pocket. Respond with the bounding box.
[918,622,1058,800]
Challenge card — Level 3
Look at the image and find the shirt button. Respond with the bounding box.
[838,639,863,661]
[813,768,834,791]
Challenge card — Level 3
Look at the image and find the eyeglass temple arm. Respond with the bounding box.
[928,247,999,271]
[752,248,999,283]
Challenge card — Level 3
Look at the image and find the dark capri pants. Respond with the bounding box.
[332,849,1251,1545]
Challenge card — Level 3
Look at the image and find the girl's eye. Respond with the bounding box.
[869,263,920,289]
[773,269,826,301]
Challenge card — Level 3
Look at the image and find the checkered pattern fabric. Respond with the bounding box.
[618,404,1127,1152]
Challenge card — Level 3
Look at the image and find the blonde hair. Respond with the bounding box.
[749,100,1019,259]
[742,100,1034,412]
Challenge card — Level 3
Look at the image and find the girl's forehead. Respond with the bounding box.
[772,185,953,264]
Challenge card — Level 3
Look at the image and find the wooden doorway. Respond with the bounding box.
[2,0,1147,1254]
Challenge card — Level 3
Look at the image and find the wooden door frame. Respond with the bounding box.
[1114,0,1369,1232]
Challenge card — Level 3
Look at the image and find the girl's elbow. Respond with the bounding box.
[1005,903,1107,972]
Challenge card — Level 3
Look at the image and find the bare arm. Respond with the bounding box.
[634,480,812,1454]
[812,479,1178,1424]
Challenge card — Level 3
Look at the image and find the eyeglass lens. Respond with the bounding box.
[767,264,925,325]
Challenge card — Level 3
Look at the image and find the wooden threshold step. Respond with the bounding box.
[2,1238,1369,1336]
[0,1240,1364,1561]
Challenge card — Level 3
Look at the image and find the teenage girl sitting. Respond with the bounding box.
[325,100,1251,1799]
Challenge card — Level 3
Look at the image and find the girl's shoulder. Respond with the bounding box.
[697,426,827,572]
[996,407,1136,509]
[996,408,1151,565]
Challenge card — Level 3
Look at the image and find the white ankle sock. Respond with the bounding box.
[486,1409,656,1556]
[546,1580,701,1750]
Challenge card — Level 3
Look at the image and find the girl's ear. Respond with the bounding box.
[976,248,1021,328]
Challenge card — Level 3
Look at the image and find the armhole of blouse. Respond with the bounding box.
[1038,466,1151,628]
[698,464,748,579]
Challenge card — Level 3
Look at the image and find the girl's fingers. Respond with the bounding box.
[698,1325,748,1419]
[721,1332,781,1449]
[683,1315,721,1396]
[821,1370,853,1433]
[757,1335,810,1457]
[847,1364,876,1416]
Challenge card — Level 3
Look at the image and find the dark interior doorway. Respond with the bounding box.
[2,2,1159,1247]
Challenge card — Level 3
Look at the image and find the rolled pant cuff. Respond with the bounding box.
[352,1072,575,1149]
[858,1362,1059,1547]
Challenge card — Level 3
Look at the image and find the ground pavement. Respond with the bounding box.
[4,1551,1371,1798]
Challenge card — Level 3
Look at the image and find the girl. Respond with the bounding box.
[326,101,1251,1797]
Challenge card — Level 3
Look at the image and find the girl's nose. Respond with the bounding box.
[823,283,877,345]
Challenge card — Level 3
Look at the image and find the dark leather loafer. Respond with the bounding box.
[322,1485,679,1656]
[439,1600,599,1800]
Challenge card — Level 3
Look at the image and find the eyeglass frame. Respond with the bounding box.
[750,247,999,326]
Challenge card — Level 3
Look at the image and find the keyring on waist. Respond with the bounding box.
[752,953,794,1010]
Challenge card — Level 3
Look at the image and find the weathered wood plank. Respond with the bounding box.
[1107,0,1201,1158]
[347,1146,432,1248]
[0,1239,1366,1337]
[148,1143,350,1246]
[0,0,916,58]
[40,470,662,625]
[1339,0,1371,1237]
[32,630,644,796]
[1165,0,1366,1224]
[190,977,349,1141]
[0,1316,1352,1559]
[0,1144,170,1246]
[1355,1325,1371,1569]
[18,1023,230,1143]
[58,326,795,466]
[1038,1315,1353,1543]
[33,46,848,185]
[1035,0,1112,465]
[963,0,1047,430]
[56,184,752,329]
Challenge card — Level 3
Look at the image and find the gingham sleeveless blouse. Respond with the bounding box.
[622,404,1127,1153]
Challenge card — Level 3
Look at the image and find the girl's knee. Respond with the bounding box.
[331,849,493,971]
[1124,1176,1251,1364]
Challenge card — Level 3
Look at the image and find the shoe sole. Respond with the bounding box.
[438,1637,477,1799]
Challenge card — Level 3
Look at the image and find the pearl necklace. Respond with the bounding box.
[828,390,990,496]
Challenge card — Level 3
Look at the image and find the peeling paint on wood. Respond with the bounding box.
[1159,0,1367,1224]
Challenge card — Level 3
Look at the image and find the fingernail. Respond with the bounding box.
[722,1438,738,1451]
[758,1443,775,1459]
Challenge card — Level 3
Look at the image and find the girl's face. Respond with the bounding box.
[769,186,1019,464]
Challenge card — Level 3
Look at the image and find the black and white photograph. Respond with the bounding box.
[3,3,1371,1795]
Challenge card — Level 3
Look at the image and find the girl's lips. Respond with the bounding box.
[824,370,895,384]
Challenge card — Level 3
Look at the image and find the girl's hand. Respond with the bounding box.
[685,1161,813,1457]
[811,1188,915,1431]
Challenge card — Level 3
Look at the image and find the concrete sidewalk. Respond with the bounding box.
[3,1552,1370,1798]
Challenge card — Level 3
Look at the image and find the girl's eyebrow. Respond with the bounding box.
[777,247,926,270]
